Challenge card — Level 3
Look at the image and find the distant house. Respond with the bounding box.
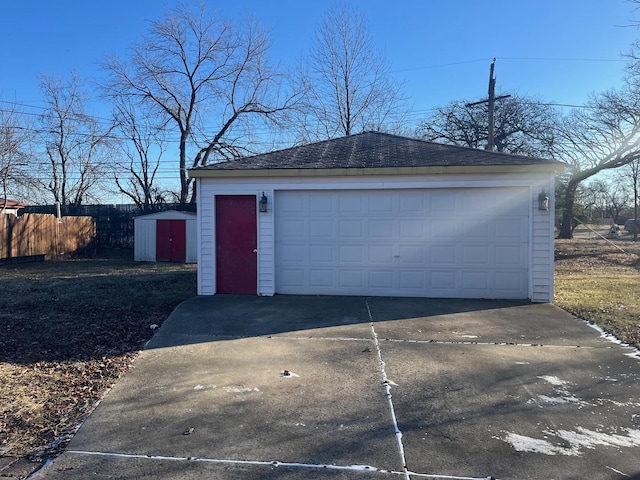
[0,199,27,216]
[189,131,564,302]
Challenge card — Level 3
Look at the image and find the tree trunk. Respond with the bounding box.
[558,179,579,239]
[179,130,189,206]
[634,175,638,242]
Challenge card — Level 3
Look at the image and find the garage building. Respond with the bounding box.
[189,132,563,302]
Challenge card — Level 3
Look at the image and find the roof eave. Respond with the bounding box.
[188,164,565,178]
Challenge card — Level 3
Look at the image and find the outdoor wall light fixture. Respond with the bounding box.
[538,189,549,211]
[259,192,268,212]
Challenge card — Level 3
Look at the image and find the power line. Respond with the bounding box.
[389,56,625,74]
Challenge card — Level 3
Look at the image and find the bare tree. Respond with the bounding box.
[621,159,640,240]
[416,94,559,158]
[296,4,408,141]
[38,74,115,207]
[112,100,170,213]
[0,102,32,206]
[102,4,296,205]
[583,178,630,222]
[556,85,640,238]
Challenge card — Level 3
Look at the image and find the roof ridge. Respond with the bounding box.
[191,131,565,173]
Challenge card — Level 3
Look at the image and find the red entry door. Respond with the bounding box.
[156,219,186,262]
[215,195,257,294]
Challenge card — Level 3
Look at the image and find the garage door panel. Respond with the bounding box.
[338,245,363,263]
[369,270,394,288]
[496,245,527,266]
[339,220,363,237]
[370,245,394,264]
[279,219,305,238]
[463,246,490,264]
[310,269,333,287]
[431,191,457,213]
[279,268,304,289]
[398,270,426,289]
[369,219,394,238]
[339,270,364,288]
[431,245,457,264]
[400,219,425,238]
[431,219,458,240]
[338,195,362,212]
[370,193,394,212]
[309,244,332,263]
[462,191,492,213]
[398,244,424,263]
[430,271,457,292]
[495,271,526,292]
[279,244,305,262]
[310,220,333,237]
[463,271,491,290]
[400,192,426,212]
[275,189,529,299]
[461,219,490,240]
[306,194,331,213]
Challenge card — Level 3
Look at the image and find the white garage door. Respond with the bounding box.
[275,188,529,299]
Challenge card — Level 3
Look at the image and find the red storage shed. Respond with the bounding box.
[134,211,197,263]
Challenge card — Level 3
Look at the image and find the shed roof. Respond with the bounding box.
[0,199,27,209]
[133,210,196,221]
[189,131,564,178]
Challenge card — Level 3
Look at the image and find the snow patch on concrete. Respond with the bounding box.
[500,427,640,456]
[582,320,640,361]
[538,375,567,386]
[500,432,579,456]
[223,386,260,394]
[554,427,640,450]
[535,375,593,407]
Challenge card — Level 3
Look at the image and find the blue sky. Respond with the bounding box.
[1,0,638,121]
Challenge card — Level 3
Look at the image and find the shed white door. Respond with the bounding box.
[275,188,529,299]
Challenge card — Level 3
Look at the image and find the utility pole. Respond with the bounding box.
[466,58,510,151]
[486,59,497,151]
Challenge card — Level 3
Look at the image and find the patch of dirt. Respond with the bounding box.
[0,249,196,473]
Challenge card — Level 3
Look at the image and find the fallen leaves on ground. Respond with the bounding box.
[0,249,196,463]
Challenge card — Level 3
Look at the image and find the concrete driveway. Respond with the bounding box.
[34,296,640,480]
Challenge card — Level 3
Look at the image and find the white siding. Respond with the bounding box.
[198,185,216,295]
[258,191,275,295]
[185,218,198,263]
[134,218,156,261]
[196,172,557,301]
[530,180,555,302]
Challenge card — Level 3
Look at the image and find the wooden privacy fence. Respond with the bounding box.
[0,213,96,261]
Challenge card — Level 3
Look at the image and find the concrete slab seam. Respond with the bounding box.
[61,450,494,480]
[63,450,404,476]
[380,339,598,349]
[270,335,372,343]
[271,335,602,350]
[366,299,410,480]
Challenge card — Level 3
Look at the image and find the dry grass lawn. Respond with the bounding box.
[555,236,640,348]
[0,249,196,465]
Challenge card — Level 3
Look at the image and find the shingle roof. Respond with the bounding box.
[0,199,27,209]
[190,131,564,175]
